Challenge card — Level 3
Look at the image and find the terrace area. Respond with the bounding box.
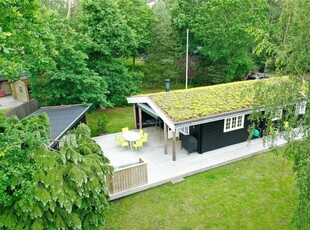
[93,126,290,201]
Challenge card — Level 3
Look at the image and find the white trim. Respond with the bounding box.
[146,98,176,131]
[137,103,158,119]
[272,109,283,121]
[49,105,91,147]
[175,109,253,130]
[179,126,190,135]
[296,101,306,115]
[127,96,176,131]
[224,115,244,132]
[127,96,148,104]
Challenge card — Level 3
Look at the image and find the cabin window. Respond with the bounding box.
[224,115,244,132]
[179,126,190,135]
[296,101,306,115]
[272,109,283,121]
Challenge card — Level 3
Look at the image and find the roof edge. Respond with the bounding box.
[48,104,92,147]
[174,108,254,128]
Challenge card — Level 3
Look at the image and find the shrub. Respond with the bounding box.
[97,114,109,134]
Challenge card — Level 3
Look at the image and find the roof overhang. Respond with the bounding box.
[128,96,176,130]
[174,108,254,129]
[137,103,158,119]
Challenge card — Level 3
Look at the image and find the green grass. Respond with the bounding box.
[0,108,9,115]
[86,107,135,136]
[122,57,146,67]
[140,88,165,94]
[105,152,297,229]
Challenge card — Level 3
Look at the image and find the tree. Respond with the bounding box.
[142,0,183,88]
[39,0,83,28]
[82,0,136,57]
[82,0,141,106]
[193,0,269,82]
[250,1,310,228]
[29,11,110,106]
[0,114,113,229]
[0,1,110,107]
[117,0,154,67]
[0,0,42,79]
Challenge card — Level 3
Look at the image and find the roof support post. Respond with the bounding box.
[138,108,142,130]
[133,103,137,129]
[164,123,168,154]
[172,131,176,161]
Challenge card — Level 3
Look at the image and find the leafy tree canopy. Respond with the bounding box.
[82,0,136,58]
[117,0,154,57]
[0,1,110,106]
[250,1,310,228]
[142,0,183,88]
[0,114,113,229]
[81,0,142,106]
[194,0,269,81]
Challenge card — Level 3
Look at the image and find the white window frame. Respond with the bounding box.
[179,126,190,135]
[272,109,283,121]
[224,115,244,132]
[295,101,306,115]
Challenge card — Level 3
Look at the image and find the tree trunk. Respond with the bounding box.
[67,0,72,19]
[132,56,136,70]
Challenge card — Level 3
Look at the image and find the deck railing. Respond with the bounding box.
[106,158,148,194]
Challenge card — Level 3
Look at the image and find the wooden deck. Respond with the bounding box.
[93,127,289,200]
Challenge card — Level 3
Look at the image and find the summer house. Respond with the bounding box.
[127,77,306,161]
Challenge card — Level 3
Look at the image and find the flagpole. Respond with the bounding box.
[185,28,189,89]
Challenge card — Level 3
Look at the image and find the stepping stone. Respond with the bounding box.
[171,177,185,185]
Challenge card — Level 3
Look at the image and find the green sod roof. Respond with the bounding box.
[148,78,279,122]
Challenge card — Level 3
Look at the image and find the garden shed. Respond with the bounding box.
[127,78,300,161]
[0,77,12,97]
[30,104,92,148]
[11,77,32,102]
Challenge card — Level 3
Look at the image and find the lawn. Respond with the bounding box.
[0,108,9,115]
[105,152,297,229]
[86,106,135,136]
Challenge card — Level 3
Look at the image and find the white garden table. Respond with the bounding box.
[122,131,141,150]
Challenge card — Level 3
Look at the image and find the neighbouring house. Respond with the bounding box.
[0,77,12,97]
[127,78,306,161]
[11,76,32,102]
[29,104,92,149]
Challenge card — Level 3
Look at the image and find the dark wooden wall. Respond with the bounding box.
[190,114,259,153]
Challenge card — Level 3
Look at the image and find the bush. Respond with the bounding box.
[97,114,109,134]
[0,115,113,229]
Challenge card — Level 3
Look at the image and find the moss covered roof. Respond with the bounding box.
[148,79,279,122]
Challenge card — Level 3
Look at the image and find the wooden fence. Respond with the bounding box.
[106,158,148,194]
[6,99,40,119]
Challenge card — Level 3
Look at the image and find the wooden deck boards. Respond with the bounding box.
[93,127,288,200]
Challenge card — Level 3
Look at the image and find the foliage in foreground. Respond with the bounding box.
[250,0,310,228]
[0,114,113,229]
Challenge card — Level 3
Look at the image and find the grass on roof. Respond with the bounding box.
[149,78,281,122]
